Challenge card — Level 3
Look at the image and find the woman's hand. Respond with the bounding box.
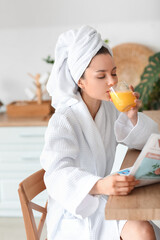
[90,174,140,196]
[155,168,160,175]
[125,85,142,126]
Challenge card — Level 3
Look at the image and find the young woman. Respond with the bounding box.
[40,25,160,240]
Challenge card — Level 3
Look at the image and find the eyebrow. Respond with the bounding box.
[96,66,117,72]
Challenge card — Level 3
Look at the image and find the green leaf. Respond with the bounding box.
[43,55,54,64]
[135,52,160,110]
[104,39,109,44]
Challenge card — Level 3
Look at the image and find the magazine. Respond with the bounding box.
[117,133,160,187]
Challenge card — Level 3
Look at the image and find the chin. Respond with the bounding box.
[103,94,110,101]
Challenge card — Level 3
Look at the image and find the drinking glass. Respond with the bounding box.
[109,81,136,112]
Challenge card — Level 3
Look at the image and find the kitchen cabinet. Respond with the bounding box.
[0,113,50,216]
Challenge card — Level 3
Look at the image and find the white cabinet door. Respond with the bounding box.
[0,126,47,216]
[0,127,46,143]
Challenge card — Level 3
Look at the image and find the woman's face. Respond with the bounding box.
[78,53,118,101]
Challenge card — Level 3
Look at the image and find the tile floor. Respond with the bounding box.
[0,217,47,240]
[0,217,160,240]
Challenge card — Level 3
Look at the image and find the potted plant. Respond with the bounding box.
[43,55,54,64]
[135,52,160,110]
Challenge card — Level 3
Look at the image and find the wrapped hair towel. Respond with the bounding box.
[47,25,112,109]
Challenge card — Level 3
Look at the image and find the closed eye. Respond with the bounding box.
[98,73,117,79]
[97,76,105,79]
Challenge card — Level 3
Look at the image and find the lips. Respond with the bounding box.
[106,91,112,100]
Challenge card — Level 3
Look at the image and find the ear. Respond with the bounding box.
[77,78,85,90]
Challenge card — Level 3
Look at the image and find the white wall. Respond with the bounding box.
[0,0,160,104]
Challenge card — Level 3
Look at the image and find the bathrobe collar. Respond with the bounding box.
[71,93,106,177]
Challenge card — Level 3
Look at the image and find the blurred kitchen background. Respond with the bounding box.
[0,0,160,106]
[0,0,160,239]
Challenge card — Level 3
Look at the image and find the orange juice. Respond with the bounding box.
[110,91,136,112]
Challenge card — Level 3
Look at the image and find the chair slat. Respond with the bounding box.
[37,202,48,238]
[22,169,46,201]
[29,201,47,214]
[18,169,47,240]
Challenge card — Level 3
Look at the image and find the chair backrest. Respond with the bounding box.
[18,169,47,240]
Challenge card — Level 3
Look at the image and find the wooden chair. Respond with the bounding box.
[18,169,47,240]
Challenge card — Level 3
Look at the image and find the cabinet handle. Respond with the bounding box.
[20,134,44,138]
[21,156,38,161]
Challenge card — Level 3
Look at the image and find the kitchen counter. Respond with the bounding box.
[0,112,51,127]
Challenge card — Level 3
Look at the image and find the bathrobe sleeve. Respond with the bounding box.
[40,112,101,219]
[114,112,159,149]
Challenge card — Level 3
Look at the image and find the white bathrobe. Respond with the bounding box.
[40,93,159,240]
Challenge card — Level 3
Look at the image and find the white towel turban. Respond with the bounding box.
[47,25,112,109]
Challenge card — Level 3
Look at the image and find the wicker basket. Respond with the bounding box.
[112,43,154,87]
[7,100,54,118]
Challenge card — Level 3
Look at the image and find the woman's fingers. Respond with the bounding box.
[118,186,135,193]
[133,99,142,108]
[115,174,136,182]
[103,174,140,196]
[133,91,140,99]
[116,180,139,187]
[129,84,140,100]
[113,175,140,195]
[112,186,135,195]
[129,85,134,92]
[155,168,160,175]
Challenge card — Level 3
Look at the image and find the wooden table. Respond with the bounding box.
[143,110,160,131]
[105,149,160,220]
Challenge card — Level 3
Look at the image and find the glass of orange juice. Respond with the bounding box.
[109,81,136,112]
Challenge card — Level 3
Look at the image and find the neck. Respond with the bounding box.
[80,92,101,119]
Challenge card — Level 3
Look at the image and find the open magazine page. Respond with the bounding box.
[117,134,160,187]
[130,133,160,187]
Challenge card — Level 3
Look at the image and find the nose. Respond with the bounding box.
[107,76,118,87]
